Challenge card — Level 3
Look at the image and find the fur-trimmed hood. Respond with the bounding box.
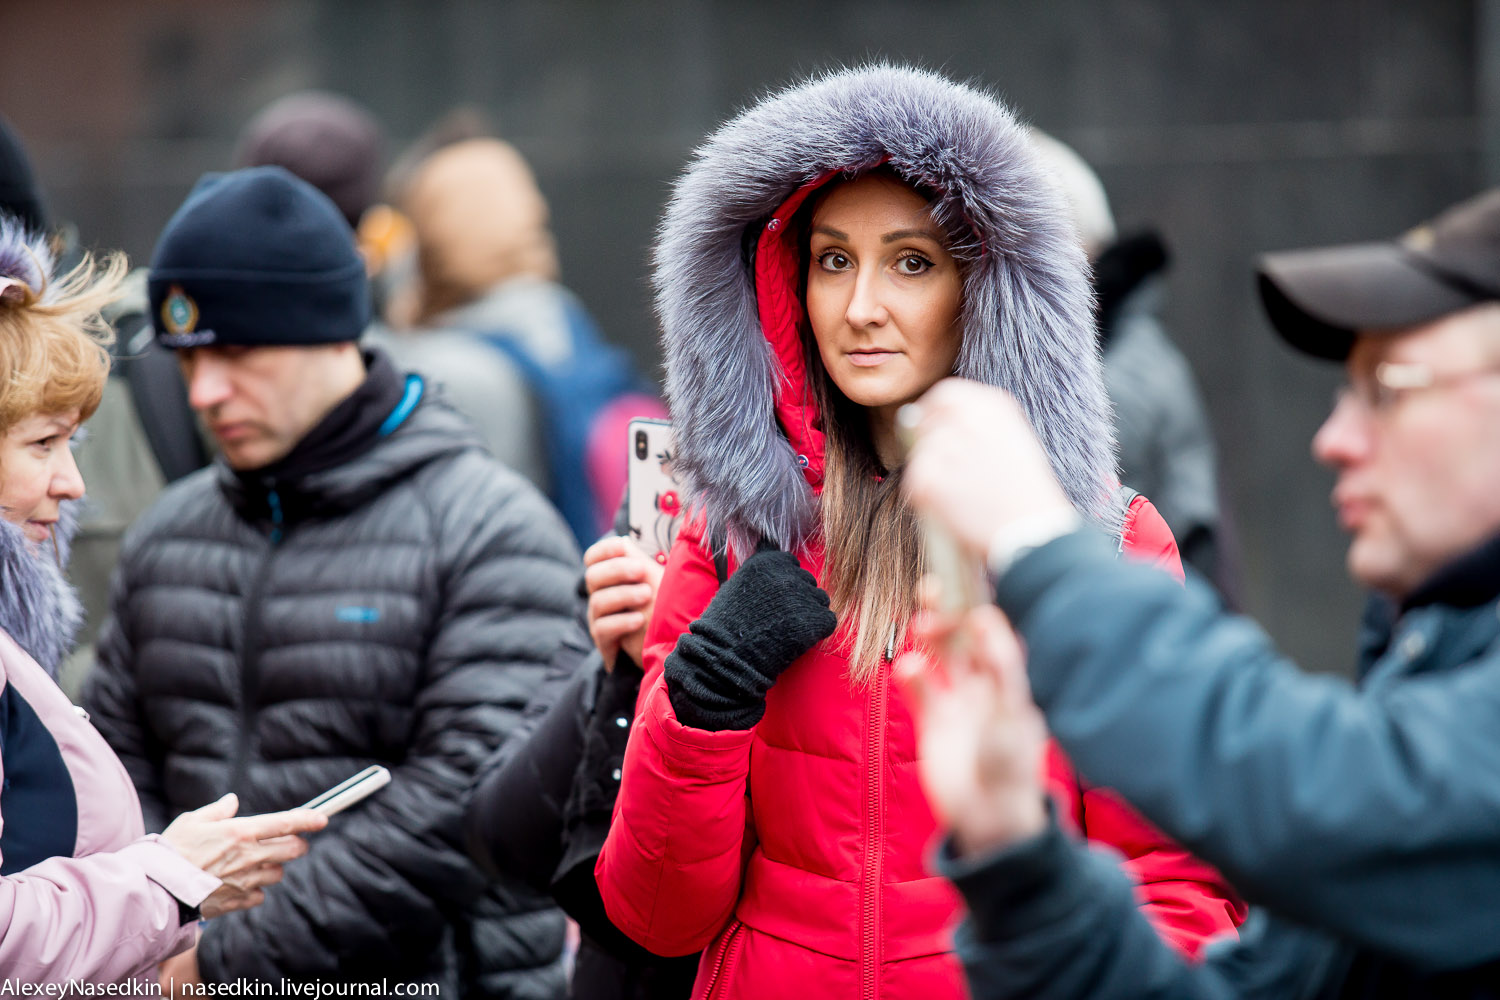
[655,64,1120,556]
[0,501,83,678]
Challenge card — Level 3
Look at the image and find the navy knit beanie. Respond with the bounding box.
[149,166,369,348]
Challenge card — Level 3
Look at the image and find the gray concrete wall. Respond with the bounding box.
[3,0,1481,676]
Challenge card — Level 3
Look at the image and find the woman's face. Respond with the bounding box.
[806,173,963,422]
[0,410,85,549]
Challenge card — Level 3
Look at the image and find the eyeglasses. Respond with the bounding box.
[1334,361,1500,416]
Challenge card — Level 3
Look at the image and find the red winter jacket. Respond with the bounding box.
[598,65,1244,1000]
[597,499,1243,1000]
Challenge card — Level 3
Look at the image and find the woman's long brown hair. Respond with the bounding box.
[795,168,961,684]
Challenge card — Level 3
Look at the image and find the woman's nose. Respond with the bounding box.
[844,270,890,328]
[51,443,86,501]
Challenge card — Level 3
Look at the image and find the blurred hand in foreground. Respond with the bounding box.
[896,582,1048,857]
[903,378,1074,557]
[584,535,665,671]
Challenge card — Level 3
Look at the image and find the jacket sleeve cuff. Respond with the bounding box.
[934,813,1099,944]
[119,835,221,910]
[991,530,1118,627]
[641,675,755,775]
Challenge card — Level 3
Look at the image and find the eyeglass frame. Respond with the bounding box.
[1333,360,1500,416]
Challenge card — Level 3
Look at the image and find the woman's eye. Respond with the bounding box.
[896,254,934,275]
[818,251,851,271]
[31,437,56,452]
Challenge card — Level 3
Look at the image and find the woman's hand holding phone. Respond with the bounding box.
[161,793,328,918]
[584,535,664,671]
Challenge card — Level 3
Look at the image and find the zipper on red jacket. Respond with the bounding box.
[702,920,744,999]
[861,637,892,1000]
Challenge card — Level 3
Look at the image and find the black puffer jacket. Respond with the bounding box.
[465,632,698,1000]
[83,389,579,997]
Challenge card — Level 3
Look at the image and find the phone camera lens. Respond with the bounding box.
[634,430,649,460]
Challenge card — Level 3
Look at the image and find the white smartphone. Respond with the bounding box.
[298,765,392,817]
[626,418,682,561]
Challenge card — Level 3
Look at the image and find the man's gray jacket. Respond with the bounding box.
[940,531,1500,1000]
[83,387,580,997]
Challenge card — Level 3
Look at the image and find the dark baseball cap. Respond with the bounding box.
[1257,188,1500,360]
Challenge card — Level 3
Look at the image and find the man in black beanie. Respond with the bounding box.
[84,166,581,997]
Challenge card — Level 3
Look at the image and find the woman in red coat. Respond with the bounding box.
[596,65,1243,1000]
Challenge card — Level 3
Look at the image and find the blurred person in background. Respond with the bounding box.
[379,135,664,548]
[465,532,699,1000]
[594,65,1243,1000]
[0,116,203,699]
[232,89,413,320]
[0,213,325,985]
[1030,132,1238,599]
[233,90,385,232]
[82,167,580,996]
[901,187,1500,999]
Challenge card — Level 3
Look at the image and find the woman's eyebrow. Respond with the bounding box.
[813,225,849,241]
[882,227,944,244]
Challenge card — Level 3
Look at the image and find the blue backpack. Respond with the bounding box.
[481,296,664,548]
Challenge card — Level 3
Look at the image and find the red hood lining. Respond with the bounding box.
[754,173,834,487]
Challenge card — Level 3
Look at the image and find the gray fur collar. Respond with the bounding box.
[655,64,1121,556]
[0,502,83,678]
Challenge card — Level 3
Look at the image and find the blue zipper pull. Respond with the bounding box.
[267,487,284,544]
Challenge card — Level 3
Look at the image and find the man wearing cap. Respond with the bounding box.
[896,188,1500,999]
[83,166,580,996]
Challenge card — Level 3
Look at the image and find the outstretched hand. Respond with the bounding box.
[903,379,1074,558]
[896,582,1048,857]
[161,793,328,918]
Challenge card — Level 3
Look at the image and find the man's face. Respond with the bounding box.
[1312,305,1500,599]
[178,343,357,470]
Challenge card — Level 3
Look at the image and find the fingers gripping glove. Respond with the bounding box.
[664,549,838,731]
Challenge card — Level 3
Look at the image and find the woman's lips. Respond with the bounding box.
[847,351,898,368]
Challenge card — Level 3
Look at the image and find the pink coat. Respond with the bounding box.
[0,630,219,983]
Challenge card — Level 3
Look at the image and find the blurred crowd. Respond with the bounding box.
[1,63,1497,1000]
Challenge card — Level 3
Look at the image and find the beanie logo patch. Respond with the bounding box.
[161,285,200,336]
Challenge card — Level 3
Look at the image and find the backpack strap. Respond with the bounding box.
[708,524,730,585]
[1116,486,1140,556]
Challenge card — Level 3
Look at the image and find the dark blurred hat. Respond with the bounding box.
[1258,189,1500,361]
[149,166,369,348]
[0,115,47,232]
[233,91,384,228]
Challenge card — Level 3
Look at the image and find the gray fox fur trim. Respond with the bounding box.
[0,502,83,679]
[655,64,1120,556]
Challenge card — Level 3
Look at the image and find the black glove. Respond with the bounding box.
[665,548,838,731]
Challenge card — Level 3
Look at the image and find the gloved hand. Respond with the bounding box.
[665,547,838,731]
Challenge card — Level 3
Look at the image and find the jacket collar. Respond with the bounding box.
[216,370,476,531]
[1402,531,1500,614]
[1354,532,1500,680]
[0,504,82,679]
